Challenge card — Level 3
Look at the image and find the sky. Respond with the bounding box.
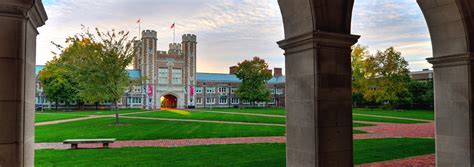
[37,0,433,73]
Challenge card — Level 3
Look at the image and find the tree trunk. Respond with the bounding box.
[115,100,119,124]
[55,100,58,110]
[95,102,99,110]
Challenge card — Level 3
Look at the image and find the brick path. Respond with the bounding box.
[358,154,435,167]
[353,121,434,139]
[35,136,286,150]
[189,109,286,118]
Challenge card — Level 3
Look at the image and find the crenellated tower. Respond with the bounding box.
[182,34,197,107]
[140,30,158,110]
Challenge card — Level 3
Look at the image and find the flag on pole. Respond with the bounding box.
[170,22,175,29]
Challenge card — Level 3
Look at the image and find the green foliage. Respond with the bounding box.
[351,46,413,106]
[408,80,434,105]
[38,57,79,108]
[48,26,138,123]
[235,57,273,104]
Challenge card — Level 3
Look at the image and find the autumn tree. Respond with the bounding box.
[38,57,78,109]
[51,26,137,124]
[235,57,273,106]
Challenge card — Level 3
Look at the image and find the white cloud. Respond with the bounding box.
[38,0,432,73]
[37,0,285,73]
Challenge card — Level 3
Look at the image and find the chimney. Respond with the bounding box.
[229,66,238,75]
[274,68,283,77]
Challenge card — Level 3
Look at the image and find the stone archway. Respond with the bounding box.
[161,94,178,109]
[277,0,474,166]
[2,0,474,166]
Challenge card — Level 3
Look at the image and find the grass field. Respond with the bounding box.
[36,114,86,123]
[353,108,434,120]
[35,117,286,143]
[40,109,144,116]
[35,138,435,166]
[352,115,427,124]
[197,108,286,116]
[130,110,286,124]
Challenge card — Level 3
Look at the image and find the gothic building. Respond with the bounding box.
[35,30,286,110]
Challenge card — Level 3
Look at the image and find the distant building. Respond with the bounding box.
[35,30,286,110]
[410,69,433,81]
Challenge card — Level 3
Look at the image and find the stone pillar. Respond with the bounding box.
[0,0,47,166]
[278,31,359,166]
[428,54,474,166]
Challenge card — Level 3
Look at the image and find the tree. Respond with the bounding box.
[361,47,411,105]
[351,45,369,106]
[53,27,137,124]
[235,57,273,106]
[38,57,78,109]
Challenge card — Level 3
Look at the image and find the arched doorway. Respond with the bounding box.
[161,94,178,109]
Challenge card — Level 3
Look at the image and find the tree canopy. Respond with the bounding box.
[235,57,273,104]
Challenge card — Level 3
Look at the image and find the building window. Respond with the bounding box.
[128,97,142,104]
[268,98,276,104]
[276,88,283,95]
[219,97,228,104]
[196,97,202,104]
[218,87,227,93]
[231,88,237,93]
[206,87,216,93]
[242,100,250,104]
[158,68,169,84]
[195,87,203,93]
[206,98,215,104]
[231,98,239,104]
[172,68,182,84]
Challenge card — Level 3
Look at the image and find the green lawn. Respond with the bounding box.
[353,122,375,127]
[353,115,427,124]
[35,114,86,123]
[35,138,435,166]
[35,118,286,143]
[353,108,434,120]
[198,107,286,116]
[130,110,286,124]
[41,109,145,116]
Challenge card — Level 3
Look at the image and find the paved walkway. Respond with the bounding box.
[353,113,432,123]
[353,121,434,139]
[189,109,285,118]
[119,115,285,127]
[35,136,286,150]
[35,116,104,126]
[358,154,435,167]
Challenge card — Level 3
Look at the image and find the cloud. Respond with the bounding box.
[352,0,433,71]
[37,0,285,73]
[37,0,431,73]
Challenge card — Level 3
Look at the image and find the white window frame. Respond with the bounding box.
[231,88,237,93]
[172,68,182,84]
[218,87,227,93]
[231,98,240,104]
[196,97,202,104]
[195,87,203,93]
[219,97,228,104]
[276,88,283,95]
[242,100,250,104]
[206,87,216,93]
[206,98,215,104]
[158,68,169,84]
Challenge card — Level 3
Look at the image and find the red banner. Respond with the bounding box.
[148,84,153,96]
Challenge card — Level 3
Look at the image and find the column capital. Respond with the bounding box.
[277,31,360,55]
[427,53,474,68]
[0,0,48,28]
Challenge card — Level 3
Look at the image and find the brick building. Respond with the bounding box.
[35,30,286,109]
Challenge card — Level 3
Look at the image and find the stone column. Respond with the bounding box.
[279,31,359,166]
[427,54,474,166]
[0,1,47,166]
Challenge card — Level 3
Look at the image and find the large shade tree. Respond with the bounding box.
[235,57,273,106]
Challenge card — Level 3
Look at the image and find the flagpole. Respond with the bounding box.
[138,19,141,39]
[173,22,176,43]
